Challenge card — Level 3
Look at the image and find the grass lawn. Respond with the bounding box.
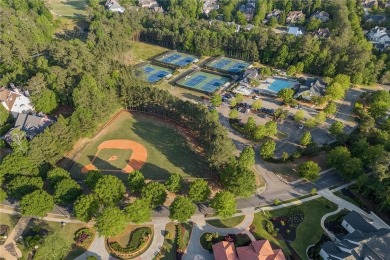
[206,215,245,228]
[155,222,177,260]
[46,0,86,17]
[70,111,210,181]
[0,213,20,230]
[18,219,91,260]
[119,41,170,66]
[179,223,192,251]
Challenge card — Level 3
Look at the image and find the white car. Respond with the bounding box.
[299,124,304,129]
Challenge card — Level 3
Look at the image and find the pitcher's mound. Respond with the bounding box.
[108,155,118,161]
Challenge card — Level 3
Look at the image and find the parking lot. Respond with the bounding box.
[218,92,338,158]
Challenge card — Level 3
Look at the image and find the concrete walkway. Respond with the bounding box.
[74,236,112,260]
[0,217,31,260]
[320,208,342,242]
[139,218,170,260]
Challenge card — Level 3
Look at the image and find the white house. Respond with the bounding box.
[287,27,303,36]
[367,27,390,44]
[0,86,34,116]
[105,0,125,13]
[203,0,219,15]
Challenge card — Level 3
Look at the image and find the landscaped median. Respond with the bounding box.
[251,198,338,259]
[106,225,153,259]
[206,215,245,228]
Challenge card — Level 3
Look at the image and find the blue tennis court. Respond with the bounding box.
[268,79,296,93]
[155,52,199,67]
[139,64,173,83]
[206,57,250,74]
[176,71,230,94]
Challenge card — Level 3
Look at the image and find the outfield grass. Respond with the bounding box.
[252,198,337,258]
[71,111,209,181]
[206,215,245,228]
[46,0,86,17]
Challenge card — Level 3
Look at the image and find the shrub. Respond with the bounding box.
[265,221,275,235]
[109,227,151,253]
[280,220,285,226]
[74,228,94,247]
[273,199,281,205]
[205,233,214,242]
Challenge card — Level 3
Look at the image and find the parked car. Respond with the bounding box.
[253,95,259,100]
[299,124,304,129]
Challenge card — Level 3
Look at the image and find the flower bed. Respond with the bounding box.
[74,228,94,248]
[108,227,152,255]
[270,208,304,241]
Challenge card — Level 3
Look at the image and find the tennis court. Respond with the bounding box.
[176,71,230,94]
[206,57,250,74]
[155,52,199,67]
[267,79,297,93]
[139,64,173,83]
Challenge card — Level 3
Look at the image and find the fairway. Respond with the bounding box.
[71,111,210,180]
[46,0,86,17]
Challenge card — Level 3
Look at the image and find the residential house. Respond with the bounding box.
[286,11,305,24]
[226,22,241,33]
[367,26,390,51]
[213,239,286,260]
[365,14,386,23]
[287,27,303,36]
[139,0,162,11]
[294,78,327,101]
[245,24,255,31]
[320,211,390,260]
[4,113,54,142]
[310,11,329,22]
[362,0,378,8]
[105,0,125,13]
[239,0,256,21]
[239,68,259,88]
[267,9,282,19]
[313,28,331,38]
[203,0,219,16]
[0,86,34,117]
[386,0,390,7]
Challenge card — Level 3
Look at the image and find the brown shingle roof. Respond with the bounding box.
[213,241,238,260]
[0,87,20,111]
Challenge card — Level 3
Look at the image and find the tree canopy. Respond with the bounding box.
[33,233,72,260]
[74,194,99,222]
[188,179,211,202]
[298,161,321,182]
[20,190,54,217]
[169,196,196,222]
[141,182,167,208]
[165,173,182,193]
[94,175,125,206]
[128,170,145,193]
[125,198,151,224]
[210,191,236,218]
[96,206,128,237]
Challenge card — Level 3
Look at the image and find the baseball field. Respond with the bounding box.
[70,111,210,181]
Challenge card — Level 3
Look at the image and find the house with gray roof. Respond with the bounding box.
[320,211,390,260]
[4,113,54,143]
[105,0,125,13]
[294,78,327,101]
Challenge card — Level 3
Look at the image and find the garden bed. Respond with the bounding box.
[270,208,304,241]
[206,215,245,228]
[200,232,251,251]
[154,222,177,260]
[107,225,153,259]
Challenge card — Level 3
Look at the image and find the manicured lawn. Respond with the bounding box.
[18,219,91,260]
[70,111,210,181]
[0,213,20,230]
[251,212,291,255]
[155,222,176,260]
[206,215,245,228]
[179,223,192,251]
[252,198,337,259]
[46,0,86,17]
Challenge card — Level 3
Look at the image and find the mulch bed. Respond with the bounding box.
[270,209,304,241]
[307,234,331,260]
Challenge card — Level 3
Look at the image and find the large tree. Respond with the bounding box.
[20,190,54,217]
[260,140,276,159]
[7,176,44,199]
[53,178,82,205]
[31,89,58,114]
[210,191,236,218]
[94,175,125,206]
[85,170,102,190]
[141,182,167,208]
[127,170,145,193]
[74,194,99,222]
[169,196,196,222]
[0,105,9,126]
[33,233,72,260]
[125,198,151,224]
[300,132,312,146]
[47,168,71,188]
[220,163,256,198]
[329,121,344,136]
[165,173,182,193]
[238,146,255,168]
[188,179,211,202]
[298,161,321,182]
[95,206,127,237]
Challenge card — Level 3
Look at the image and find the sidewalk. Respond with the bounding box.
[0,217,31,260]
